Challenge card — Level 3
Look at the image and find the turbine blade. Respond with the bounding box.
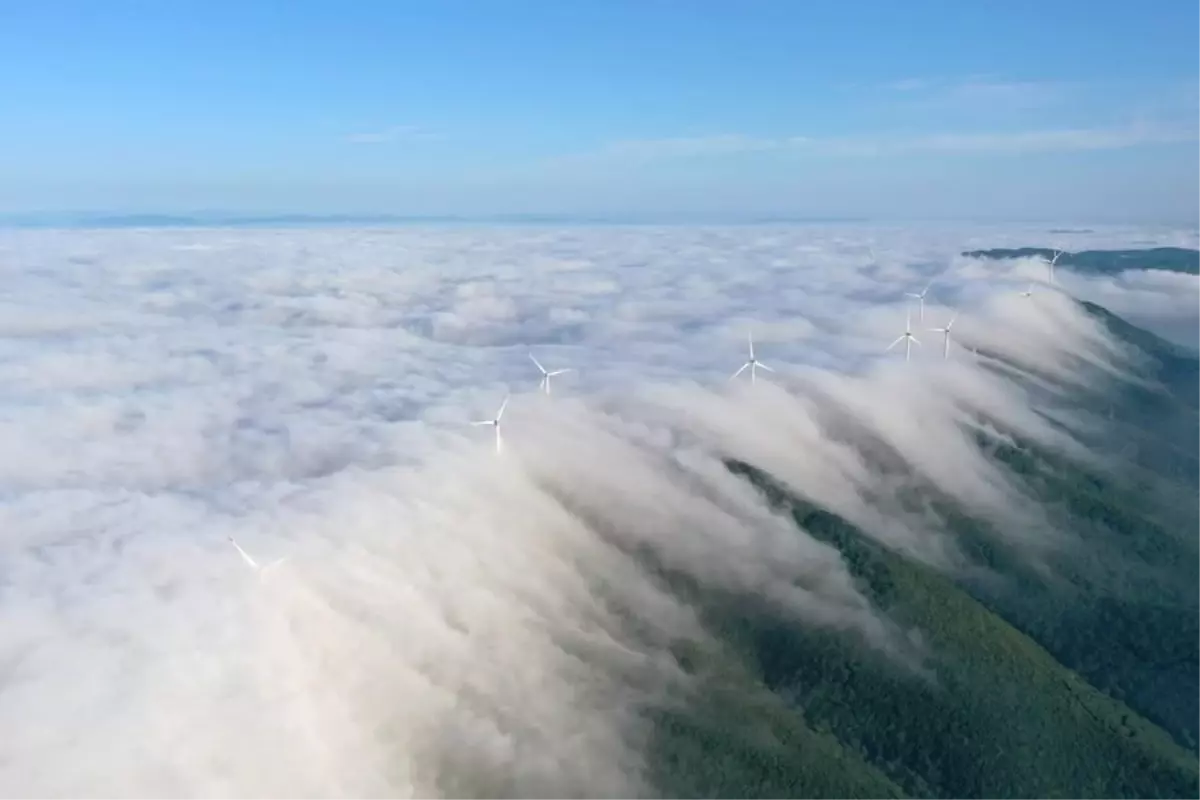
[757,362,776,373]
[262,556,289,575]
[747,331,755,359]
[228,536,259,570]
[885,336,905,352]
[910,335,921,346]
[548,368,572,376]
[470,420,493,426]
[528,353,546,374]
[730,362,750,380]
[496,395,509,420]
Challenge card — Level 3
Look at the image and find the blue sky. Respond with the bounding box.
[1,0,1197,222]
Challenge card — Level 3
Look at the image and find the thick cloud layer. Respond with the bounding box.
[0,223,1194,796]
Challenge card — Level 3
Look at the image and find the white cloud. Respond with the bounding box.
[0,223,1194,795]
[875,125,1197,154]
[880,74,1072,111]
[886,77,932,92]
[554,123,1197,166]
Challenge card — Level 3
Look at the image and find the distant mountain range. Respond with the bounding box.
[0,212,873,229]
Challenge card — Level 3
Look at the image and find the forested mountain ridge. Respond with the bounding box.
[963,246,1200,277]
[646,296,1200,798]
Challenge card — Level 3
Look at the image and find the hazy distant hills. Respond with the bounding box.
[0,211,871,229]
[964,246,1200,277]
[650,298,1200,798]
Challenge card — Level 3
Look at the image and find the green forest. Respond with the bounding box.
[961,246,1200,277]
[641,287,1200,798]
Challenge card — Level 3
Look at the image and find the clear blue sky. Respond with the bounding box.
[1,0,1196,222]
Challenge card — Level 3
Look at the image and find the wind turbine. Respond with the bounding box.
[1020,283,1034,298]
[905,280,934,323]
[1043,249,1064,284]
[729,331,775,385]
[471,395,509,454]
[886,306,921,362]
[227,536,288,578]
[929,311,958,360]
[529,352,572,396]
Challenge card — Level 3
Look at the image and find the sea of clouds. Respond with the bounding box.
[0,222,1196,797]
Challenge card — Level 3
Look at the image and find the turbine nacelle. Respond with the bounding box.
[886,306,922,362]
[905,280,934,322]
[529,352,573,395]
[729,331,775,385]
[1043,249,1064,284]
[928,311,958,360]
[471,395,509,453]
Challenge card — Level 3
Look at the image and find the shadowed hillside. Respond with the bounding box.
[962,247,1200,277]
[645,298,1200,799]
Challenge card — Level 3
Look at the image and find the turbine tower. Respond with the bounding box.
[905,280,934,323]
[730,331,775,385]
[529,352,572,395]
[471,395,509,454]
[1043,249,1064,284]
[929,311,958,360]
[886,307,922,362]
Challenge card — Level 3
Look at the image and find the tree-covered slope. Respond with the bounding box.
[648,637,907,799]
[711,464,1199,799]
[646,298,1198,798]
[962,247,1200,277]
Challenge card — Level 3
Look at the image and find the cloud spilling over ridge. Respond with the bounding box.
[0,411,902,797]
[507,396,896,643]
[0,223,1194,796]
[634,295,1123,575]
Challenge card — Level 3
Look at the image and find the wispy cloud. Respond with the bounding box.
[880,74,1071,112]
[576,134,782,161]
[344,125,435,144]
[885,77,933,93]
[553,123,1197,165]
[806,124,1198,156]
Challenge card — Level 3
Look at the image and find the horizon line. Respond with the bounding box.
[1,210,1197,230]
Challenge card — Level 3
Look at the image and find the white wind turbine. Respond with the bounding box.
[1020,283,1034,298]
[1043,249,1064,284]
[471,395,509,454]
[228,535,288,578]
[729,331,775,385]
[929,310,958,360]
[905,280,934,323]
[886,306,921,362]
[529,352,572,395]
